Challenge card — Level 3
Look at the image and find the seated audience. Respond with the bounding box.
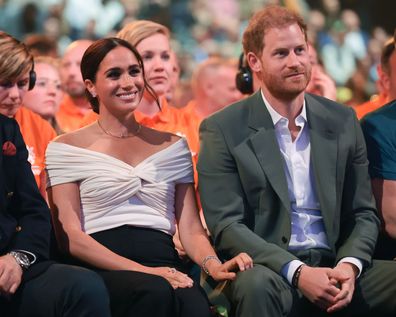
[181,56,243,168]
[360,32,396,260]
[23,56,64,134]
[56,40,93,132]
[0,30,111,317]
[198,6,396,317]
[81,20,186,137]
[354,36,396,119]
[0,41,57,198]
[46,37,252,317]
[361,95,396,260]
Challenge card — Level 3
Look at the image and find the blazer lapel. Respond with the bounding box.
[306,94,338,244]
[247,92,290,212]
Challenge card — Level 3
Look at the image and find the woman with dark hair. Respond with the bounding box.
[46,37,252,317]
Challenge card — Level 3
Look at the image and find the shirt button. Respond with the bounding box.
[282,236,288,244]
[16,226,22,232]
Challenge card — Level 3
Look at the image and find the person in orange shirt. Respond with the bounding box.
[81,21,185,137]
[165,50,181,106]
[57,40,93,132]
[354,37,396,119]
[181,57,243,172]
[0,56,58,197]
[22,56,64,134]
[14,107,56,197]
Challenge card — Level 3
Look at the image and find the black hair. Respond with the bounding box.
[80,37,159,114]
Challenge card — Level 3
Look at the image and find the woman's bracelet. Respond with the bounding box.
[202,255,222,276]
[292,264,305,288]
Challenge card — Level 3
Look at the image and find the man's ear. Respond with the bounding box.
[85,79,96,97]
[378,65,390,94]
[246,52,261,73]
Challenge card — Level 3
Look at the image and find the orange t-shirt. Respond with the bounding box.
[353,94,387,120]
[178,100,202,171]
[15,107,57,196]
[56,95,91,133]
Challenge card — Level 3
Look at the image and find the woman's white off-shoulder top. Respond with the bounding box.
[45,138,193,235]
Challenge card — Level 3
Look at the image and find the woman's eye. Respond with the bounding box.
[161,53,170,61]
[0,82,13,89]
[107,71,121,79]
[129,67,141,77]
[142,53,153,60]
[17,79,29,88]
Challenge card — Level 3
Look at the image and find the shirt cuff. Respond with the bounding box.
[281,260,305,285]
[337,257,363,278]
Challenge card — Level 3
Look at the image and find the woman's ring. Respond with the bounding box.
[169,268,176,274]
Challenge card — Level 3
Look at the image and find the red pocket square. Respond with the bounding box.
[2,141,16,156]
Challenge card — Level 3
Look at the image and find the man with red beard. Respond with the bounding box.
[198,5,396,317]
[56,40,92,132]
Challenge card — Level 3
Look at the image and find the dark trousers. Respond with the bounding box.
[0,263,111,317]
[98,270,211,317]
[227,249,396,317]
[90,226,212,317]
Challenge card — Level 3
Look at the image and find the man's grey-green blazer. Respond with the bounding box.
[197,91,380,274]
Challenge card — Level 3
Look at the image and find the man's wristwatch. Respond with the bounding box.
[9,251,35,270]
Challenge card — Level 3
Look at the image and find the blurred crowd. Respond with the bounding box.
[0,0,394,108]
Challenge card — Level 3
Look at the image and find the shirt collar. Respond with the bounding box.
[260,89,307,126]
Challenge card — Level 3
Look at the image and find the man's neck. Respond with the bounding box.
[261,88,305,122]
[70,95,91,114]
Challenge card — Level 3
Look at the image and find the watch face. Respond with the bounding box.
[10,252,31,269]
[18,253,30,266]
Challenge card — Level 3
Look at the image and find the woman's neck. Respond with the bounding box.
[97,111,140,138]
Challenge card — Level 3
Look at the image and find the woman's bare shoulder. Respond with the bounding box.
[143,126,182,146]
[52,123,99,148]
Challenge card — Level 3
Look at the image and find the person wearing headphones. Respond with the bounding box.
[0,35,57,198]
[0,31,111,317]
[236,44,337,101]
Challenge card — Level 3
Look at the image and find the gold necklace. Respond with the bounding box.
[97,120,141,138]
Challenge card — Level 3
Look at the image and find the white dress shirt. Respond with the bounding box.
[260,91,362,284]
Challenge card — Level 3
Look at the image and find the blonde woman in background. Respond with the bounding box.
[23,56,64,134]
[81,20,186,136]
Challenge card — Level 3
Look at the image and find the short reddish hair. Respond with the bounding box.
[242,5,307,56]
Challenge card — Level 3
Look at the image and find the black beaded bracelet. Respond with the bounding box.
[292,264,305,288]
